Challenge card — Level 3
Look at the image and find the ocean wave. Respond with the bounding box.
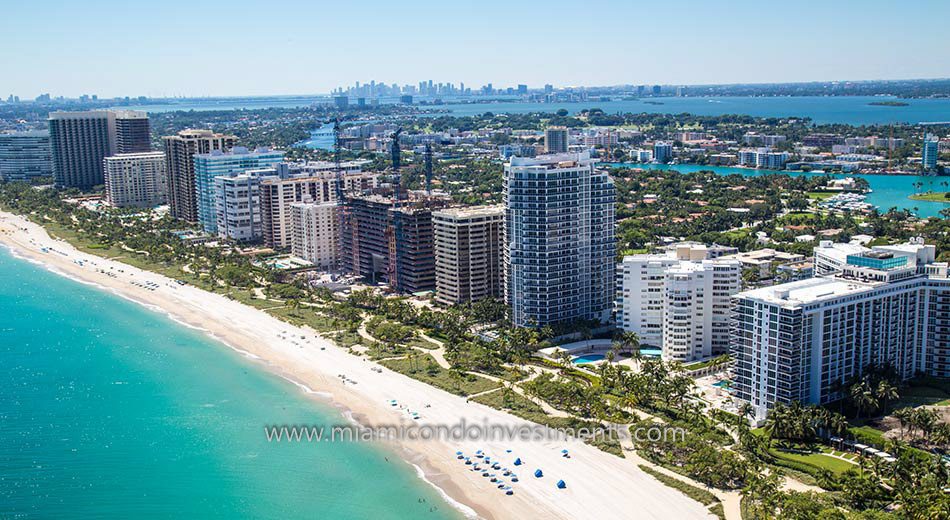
[410,462,480,519]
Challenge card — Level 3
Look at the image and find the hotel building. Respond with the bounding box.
[103,152,168,208]
[504,152,615,327]
[162,129,237,222]
[48,111,115,188]
[112,110,151,153]
[48,110,151,188]
[432,205,504,306]
[731,239,950,421]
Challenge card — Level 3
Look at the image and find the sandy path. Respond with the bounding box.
[0,211,713,520]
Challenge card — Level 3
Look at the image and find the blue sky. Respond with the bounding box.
[2,0,949,98]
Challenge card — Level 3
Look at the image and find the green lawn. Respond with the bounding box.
[770,446,857,474]
[806,191,837,200]
[379,354,500,396]
[894,376,950,407]
[909,191,950,203]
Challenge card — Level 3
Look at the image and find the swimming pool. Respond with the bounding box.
[572,354,606,364]
[639,348,662,358]
[713,380,732,389]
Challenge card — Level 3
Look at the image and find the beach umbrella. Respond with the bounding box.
[557,480,566,489]
[534,469,543,478]
[561,449,569,454]
[513,458,522,466]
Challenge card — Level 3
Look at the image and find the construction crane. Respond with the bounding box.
[332,119,355,274]
[424,141,433,194]
[390,127,403,205]
[386,127,403,291]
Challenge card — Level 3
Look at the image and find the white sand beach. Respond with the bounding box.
[0,210,713,520]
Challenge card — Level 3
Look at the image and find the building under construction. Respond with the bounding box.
[340,192,450,293]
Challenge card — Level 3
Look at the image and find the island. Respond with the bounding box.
[910,191,950,202]
[868,100,910,107]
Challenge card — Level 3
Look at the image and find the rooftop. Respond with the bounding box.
[737,276,876,307]
[432,204,504,219]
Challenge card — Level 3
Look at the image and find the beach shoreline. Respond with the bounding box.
[0,210,713,520]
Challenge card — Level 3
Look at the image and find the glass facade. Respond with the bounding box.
[193,149,284,233]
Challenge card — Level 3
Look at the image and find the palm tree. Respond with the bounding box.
[850,380,879,419]
[613,330,640,355]
[893,407,913,440]
[875,380,899,415]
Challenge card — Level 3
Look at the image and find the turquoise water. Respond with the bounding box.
[0,249,459,520]
[638,348,662,358]
[712,380,732,389]
[434,96,950,125]
[571,354,605,364]
[611,163,950,219]
[122,96,950,125]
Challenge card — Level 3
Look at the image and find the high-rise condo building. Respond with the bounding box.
[544,126,569,154]
[432,205,504,306]
[504,152,615,327]
[48,111,115,188]
[193,147,284,234]
[0,130,52,181]
[731,239,950,421]
[290,198,338,269]
[162,129,237,222]
[653,142,673,164]
[259,164,377,248]
[617,243,741,362]
[923,133,939,172]
[103,152,168,208]
[112,110,151,153]
[213,168,275,242]
[340,193,450,293]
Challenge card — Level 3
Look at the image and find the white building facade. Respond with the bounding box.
[732,239,950,421]
[103,152,168,208]
[290,199,338,269]
[618,243,741,362]
[214,169,272,241]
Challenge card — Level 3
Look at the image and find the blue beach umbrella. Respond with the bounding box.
[534,469,543,478]
[557,480,566,489]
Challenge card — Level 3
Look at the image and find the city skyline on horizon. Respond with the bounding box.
[9,76,950,103]
[2,0,950,99]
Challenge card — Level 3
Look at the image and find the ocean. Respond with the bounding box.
[0,248,460,520]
